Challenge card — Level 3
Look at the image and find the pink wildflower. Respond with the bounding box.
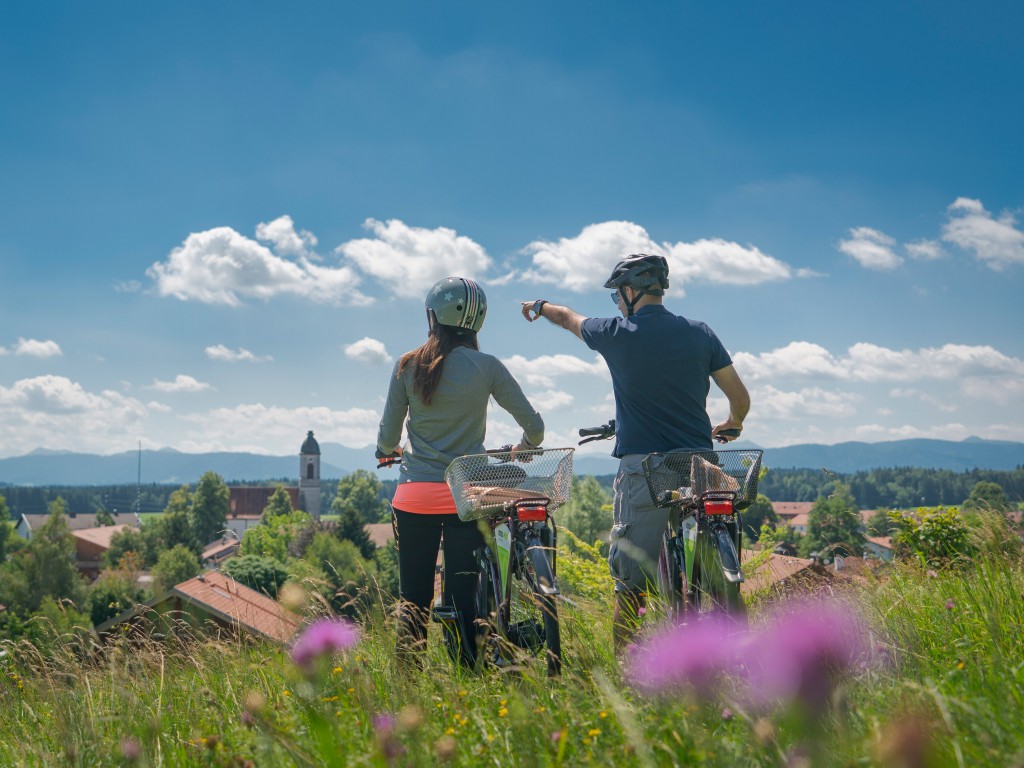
[291,617,360,669]
[625,614,747,694]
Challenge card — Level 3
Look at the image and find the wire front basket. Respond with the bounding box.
[641,449,764,511]
[445,448,575,521]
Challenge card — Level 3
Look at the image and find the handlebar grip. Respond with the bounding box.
[375,449,401,468]
[656,490,682,505]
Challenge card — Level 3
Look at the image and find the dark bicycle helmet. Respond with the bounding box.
[605,253,669,316]
[604,253,670,292]
[425,276,487,333]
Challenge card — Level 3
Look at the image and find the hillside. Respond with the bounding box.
[1,437,1022,486]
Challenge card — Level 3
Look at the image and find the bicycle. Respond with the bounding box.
[574,423,762,620]
[441,446,574,676]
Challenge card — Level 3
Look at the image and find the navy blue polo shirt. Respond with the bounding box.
[581,304,732,457]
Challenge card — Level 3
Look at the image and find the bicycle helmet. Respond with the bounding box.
[425,277,487,333]
[604,253,669,316]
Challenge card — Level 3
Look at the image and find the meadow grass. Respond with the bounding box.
[2,523,1023,767]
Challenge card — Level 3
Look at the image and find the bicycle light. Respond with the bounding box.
[515,503,548,522]
[703,498,734,515]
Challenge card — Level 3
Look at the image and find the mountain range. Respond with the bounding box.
[0,437,1021,487]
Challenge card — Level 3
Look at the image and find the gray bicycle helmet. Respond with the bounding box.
[425,277,487,333]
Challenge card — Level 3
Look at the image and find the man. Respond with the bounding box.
[521,253,750,652]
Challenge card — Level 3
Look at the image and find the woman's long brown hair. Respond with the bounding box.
[397,323,479,405]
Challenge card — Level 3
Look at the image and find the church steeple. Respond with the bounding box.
[299,430,321,519]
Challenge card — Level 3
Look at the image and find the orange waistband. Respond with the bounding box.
[392,482,457,515]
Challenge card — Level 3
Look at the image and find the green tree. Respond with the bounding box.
[333,470,390,524]
[0,492,11,563]
[557,476,612,546]
[261,484,295,523]
[95,508,115,526]
[151,544,200,594]
[304,532,376,614]
[190,472,229,547]
[222,554,289,598]
[806,482,866,557]
[0,498,85,614]
[890,507,973,565]
[740,494,779,543]
[87,570,147,626]
[866,508,896,537]
[104,527,150,569]
[962,481,1010,512]
[146,510,199,559]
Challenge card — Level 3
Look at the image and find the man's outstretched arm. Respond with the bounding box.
[710,364,750,442]
[520,300,586,340]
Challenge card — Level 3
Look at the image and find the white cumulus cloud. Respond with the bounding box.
[255,214,319,256]
[149,375,212,393]
[15,338,63,358]
[517,221,795,293]
[148,223,368,306]
[527,389,574,411]
[0,376,149,456]
[942,197,1024,270]
[905,239,944,260]
[734,341,1024,383]
[337,218,493,299]
[205,344,273,363]
[838,227,903,270]
[501,353,609,388]
[344,337,393,366]
[178,403,380,453]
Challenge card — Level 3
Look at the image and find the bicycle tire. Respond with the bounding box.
[510,539,562,676]
[473,549,499,669]
[694,530,745,617]
[657,532,685,621]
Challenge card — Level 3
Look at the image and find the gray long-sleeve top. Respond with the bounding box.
[377,346,545,483]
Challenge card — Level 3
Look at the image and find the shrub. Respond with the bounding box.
[889,506,974,566]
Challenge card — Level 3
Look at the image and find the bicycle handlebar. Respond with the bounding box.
[578,420,616,445]
[375,449,401,469]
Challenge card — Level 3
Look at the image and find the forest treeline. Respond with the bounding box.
[2,465,1022,518]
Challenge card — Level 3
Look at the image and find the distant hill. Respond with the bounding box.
[1,437,1021,486]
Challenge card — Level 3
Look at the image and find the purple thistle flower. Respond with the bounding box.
[291,617,360,669]
[944,599,955,611]
[745,600,865,711]
[626,615,748,694]
[373,713,397,736]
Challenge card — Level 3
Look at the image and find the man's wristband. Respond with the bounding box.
[532,299,548,317]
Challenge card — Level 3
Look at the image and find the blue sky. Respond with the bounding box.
[1,1,1022,463]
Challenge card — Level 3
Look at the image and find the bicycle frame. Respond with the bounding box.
[670,491,744,598]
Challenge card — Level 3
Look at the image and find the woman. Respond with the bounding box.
[377,276,544,666]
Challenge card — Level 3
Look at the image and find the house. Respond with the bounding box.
[224,486,301,539]
[73,524,132,581]
[95,570,302,645]
[201,536,241,567]
[741,550,833,595]
[864,535,895,562]
[772,501,814,525]
[16,511,139,541]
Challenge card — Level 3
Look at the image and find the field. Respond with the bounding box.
[2,523,1023,768]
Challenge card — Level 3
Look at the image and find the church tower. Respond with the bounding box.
[299,430,322,520]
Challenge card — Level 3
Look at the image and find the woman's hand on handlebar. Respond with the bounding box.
[375,446,402,468]
[712,422,743,444]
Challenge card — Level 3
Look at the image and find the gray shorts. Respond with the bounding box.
[608,454,670,593]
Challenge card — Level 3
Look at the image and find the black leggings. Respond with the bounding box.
[392,508,484,664]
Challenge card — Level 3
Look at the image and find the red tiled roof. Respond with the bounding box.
[228,486,300,518]
[741,550,829,594]
[772,502,814,519]
[172,571,302,644]
[72,524,131,550]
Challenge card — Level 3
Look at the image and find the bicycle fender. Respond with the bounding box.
[525,533,560,596]
[710,523,744,584]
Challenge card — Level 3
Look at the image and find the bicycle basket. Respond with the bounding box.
[641,449,763,511]
[445,448,575,521]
